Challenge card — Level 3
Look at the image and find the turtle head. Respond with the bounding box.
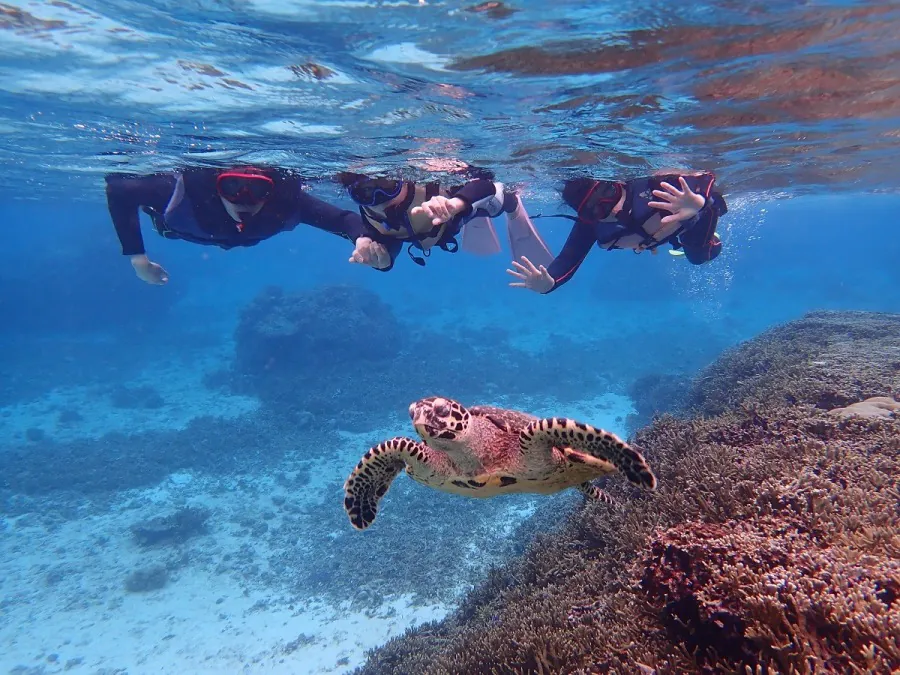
[410,397,471,444]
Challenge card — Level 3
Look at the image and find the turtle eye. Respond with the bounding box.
[433,402,450,418]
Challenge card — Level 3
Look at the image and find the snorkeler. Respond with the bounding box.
[507,172,727,294]
[105,166,378,285]
[338,172,553,271]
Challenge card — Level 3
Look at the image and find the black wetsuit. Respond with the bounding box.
[545,174,727,294]
[358,178,516,270]
[106,167,368,256]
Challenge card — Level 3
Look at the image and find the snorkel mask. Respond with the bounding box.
[347,177,403,207]
[571,180,623,223]
[216,170,275,206]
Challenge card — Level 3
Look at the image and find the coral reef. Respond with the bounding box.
[234,285,406,383]
[108,384,165,410]
[643,519,900,673]
[352,310,900,675]
[227,283,727,433]
[0,412,336,505]
[227,284,621,431]
[687,310,900,415]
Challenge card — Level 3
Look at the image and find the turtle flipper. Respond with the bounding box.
[520,418,657,489]
[343,437,430,530]
[576,482,614,504]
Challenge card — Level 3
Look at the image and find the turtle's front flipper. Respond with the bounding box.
[521,418,657,489]
[576,482,614,504]
[343,437,430,530]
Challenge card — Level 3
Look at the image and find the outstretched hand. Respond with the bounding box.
[648,176,707,224]
[349,236,390,269]
[507,256,554,294]
[410,195,466,226]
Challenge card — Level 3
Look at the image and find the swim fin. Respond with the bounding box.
[462,216,502,255]
[506,196,553,268]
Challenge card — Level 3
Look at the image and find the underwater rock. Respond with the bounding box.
[24,427,45,442]
[282,633,319,654]
[57,408,83,425]
[130,506,210,548]
[352,309,900,675]
[109,384,165,410]
[124,564,168,593]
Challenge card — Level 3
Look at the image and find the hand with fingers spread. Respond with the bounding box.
[349,236,391,269]
[648,176,707,224]
[410,195,466,227]
[507,255,555,294]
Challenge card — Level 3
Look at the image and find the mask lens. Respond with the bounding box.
[218,174,273,205]
[349,179,401,206]
[577,181,621,223]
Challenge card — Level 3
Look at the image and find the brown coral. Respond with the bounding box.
[829,396,900,419]
[643,519,900,674]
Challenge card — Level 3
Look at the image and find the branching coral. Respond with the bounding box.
[643,519,900,674]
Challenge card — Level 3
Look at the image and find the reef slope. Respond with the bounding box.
[353,310,900,675]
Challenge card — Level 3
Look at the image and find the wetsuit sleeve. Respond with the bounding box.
[542,220,597,294]
[679,199,722,264]
[449,179,506,217]
[105,173,176,256]
[290,190,369,241]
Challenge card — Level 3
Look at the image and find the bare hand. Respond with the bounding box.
[131,255,169,285]
[410,196,466,226]
[349,236,390,269]
[506,256,554,294]
[648,176,707,224]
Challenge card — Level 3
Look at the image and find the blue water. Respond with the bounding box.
[1,1,899,673]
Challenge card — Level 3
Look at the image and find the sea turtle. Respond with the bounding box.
[343,396,658,530]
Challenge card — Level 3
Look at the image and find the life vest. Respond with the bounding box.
[142,172,218,245]
[598,173,717,253]
[359,182,461,265]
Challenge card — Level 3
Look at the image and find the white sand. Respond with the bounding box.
[0,353,636,674]
[0,465,450,675]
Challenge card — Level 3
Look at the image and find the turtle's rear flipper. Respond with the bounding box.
[521,418,657,489]
[343,437,429,530]
[576,482,614,504]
